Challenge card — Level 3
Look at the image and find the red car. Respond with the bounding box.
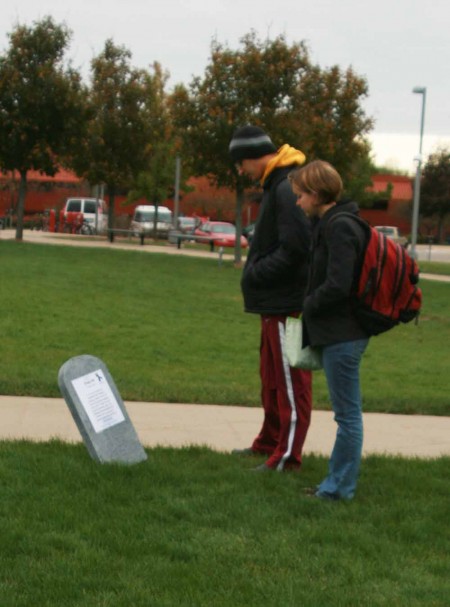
[194,221,248,248]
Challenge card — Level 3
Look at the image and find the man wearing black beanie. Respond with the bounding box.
[229,125,312,472]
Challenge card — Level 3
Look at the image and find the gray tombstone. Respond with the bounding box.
[58,355,147,464]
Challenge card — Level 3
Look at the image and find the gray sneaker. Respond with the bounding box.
[231,447,256,456]
[250,463,273,472]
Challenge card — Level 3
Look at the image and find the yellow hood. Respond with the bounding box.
[261,144,306,185]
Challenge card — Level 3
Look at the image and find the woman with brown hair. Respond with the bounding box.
[289,160,370,500]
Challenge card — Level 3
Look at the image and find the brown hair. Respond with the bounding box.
[289,160,343,205]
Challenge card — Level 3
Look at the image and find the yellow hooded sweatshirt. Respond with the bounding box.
[260,144,306,185]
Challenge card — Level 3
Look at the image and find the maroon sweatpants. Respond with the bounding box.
[251,315,312,470]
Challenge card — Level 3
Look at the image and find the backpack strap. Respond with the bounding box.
[325,211,371,251]
[325,211,371,288]
[326,211,369,233]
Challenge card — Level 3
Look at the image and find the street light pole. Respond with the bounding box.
[410,86,427,259]
[173,156,181,228]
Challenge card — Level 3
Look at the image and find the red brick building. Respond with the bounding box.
[0,169,413,236]
[361,174,413,235]
[0,169,90,218]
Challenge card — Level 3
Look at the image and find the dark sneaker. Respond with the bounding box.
[315,491,340,501]
[250,463,273,472]
[231,448,257,456]
[303,487,340,501]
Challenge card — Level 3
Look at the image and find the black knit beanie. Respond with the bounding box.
[229,125,277,163]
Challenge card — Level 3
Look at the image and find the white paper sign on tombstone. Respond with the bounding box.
[71,369,125,433]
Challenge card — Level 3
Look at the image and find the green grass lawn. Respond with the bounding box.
[0,242,448,606]
[419,260,450,276]
[0,441,448,607]
[1,240,449,415]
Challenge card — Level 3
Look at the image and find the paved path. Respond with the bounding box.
[3,230,450,280]
[1,395,449,459]
[0,229,235,261]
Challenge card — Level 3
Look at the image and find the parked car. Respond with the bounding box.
[131,205,173,238]
[242,222,256,243]
[62,198,108,233]
[374,226,408,247]
[177,216,199,234]
[194,221,248,248]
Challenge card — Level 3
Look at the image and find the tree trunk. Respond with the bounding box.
[437,214,445,243]
[234,184,244,266]
[15,171,27,241]
[107,185,116,230]
[153,202,159,239]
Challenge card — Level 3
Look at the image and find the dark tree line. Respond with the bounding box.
[5,18,444,250]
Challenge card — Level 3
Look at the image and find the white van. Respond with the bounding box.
[131,205,173,237]
[63,198,108,234]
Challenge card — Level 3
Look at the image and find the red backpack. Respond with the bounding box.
[332,214,422,336]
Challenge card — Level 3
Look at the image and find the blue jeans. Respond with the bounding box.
[317,338,369,500]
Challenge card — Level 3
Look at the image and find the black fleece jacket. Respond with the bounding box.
[302,201,369,347]
[241,166,311,315]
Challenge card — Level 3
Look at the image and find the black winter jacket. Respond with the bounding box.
[241,166,311,315]
[302,201,369,347]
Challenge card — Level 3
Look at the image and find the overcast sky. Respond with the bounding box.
[1,0,449,173]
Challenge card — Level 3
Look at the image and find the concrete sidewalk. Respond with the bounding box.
[3,230,450,283]
[0,228,236,261]
[1,395,449,459]
[3,229,450,268]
